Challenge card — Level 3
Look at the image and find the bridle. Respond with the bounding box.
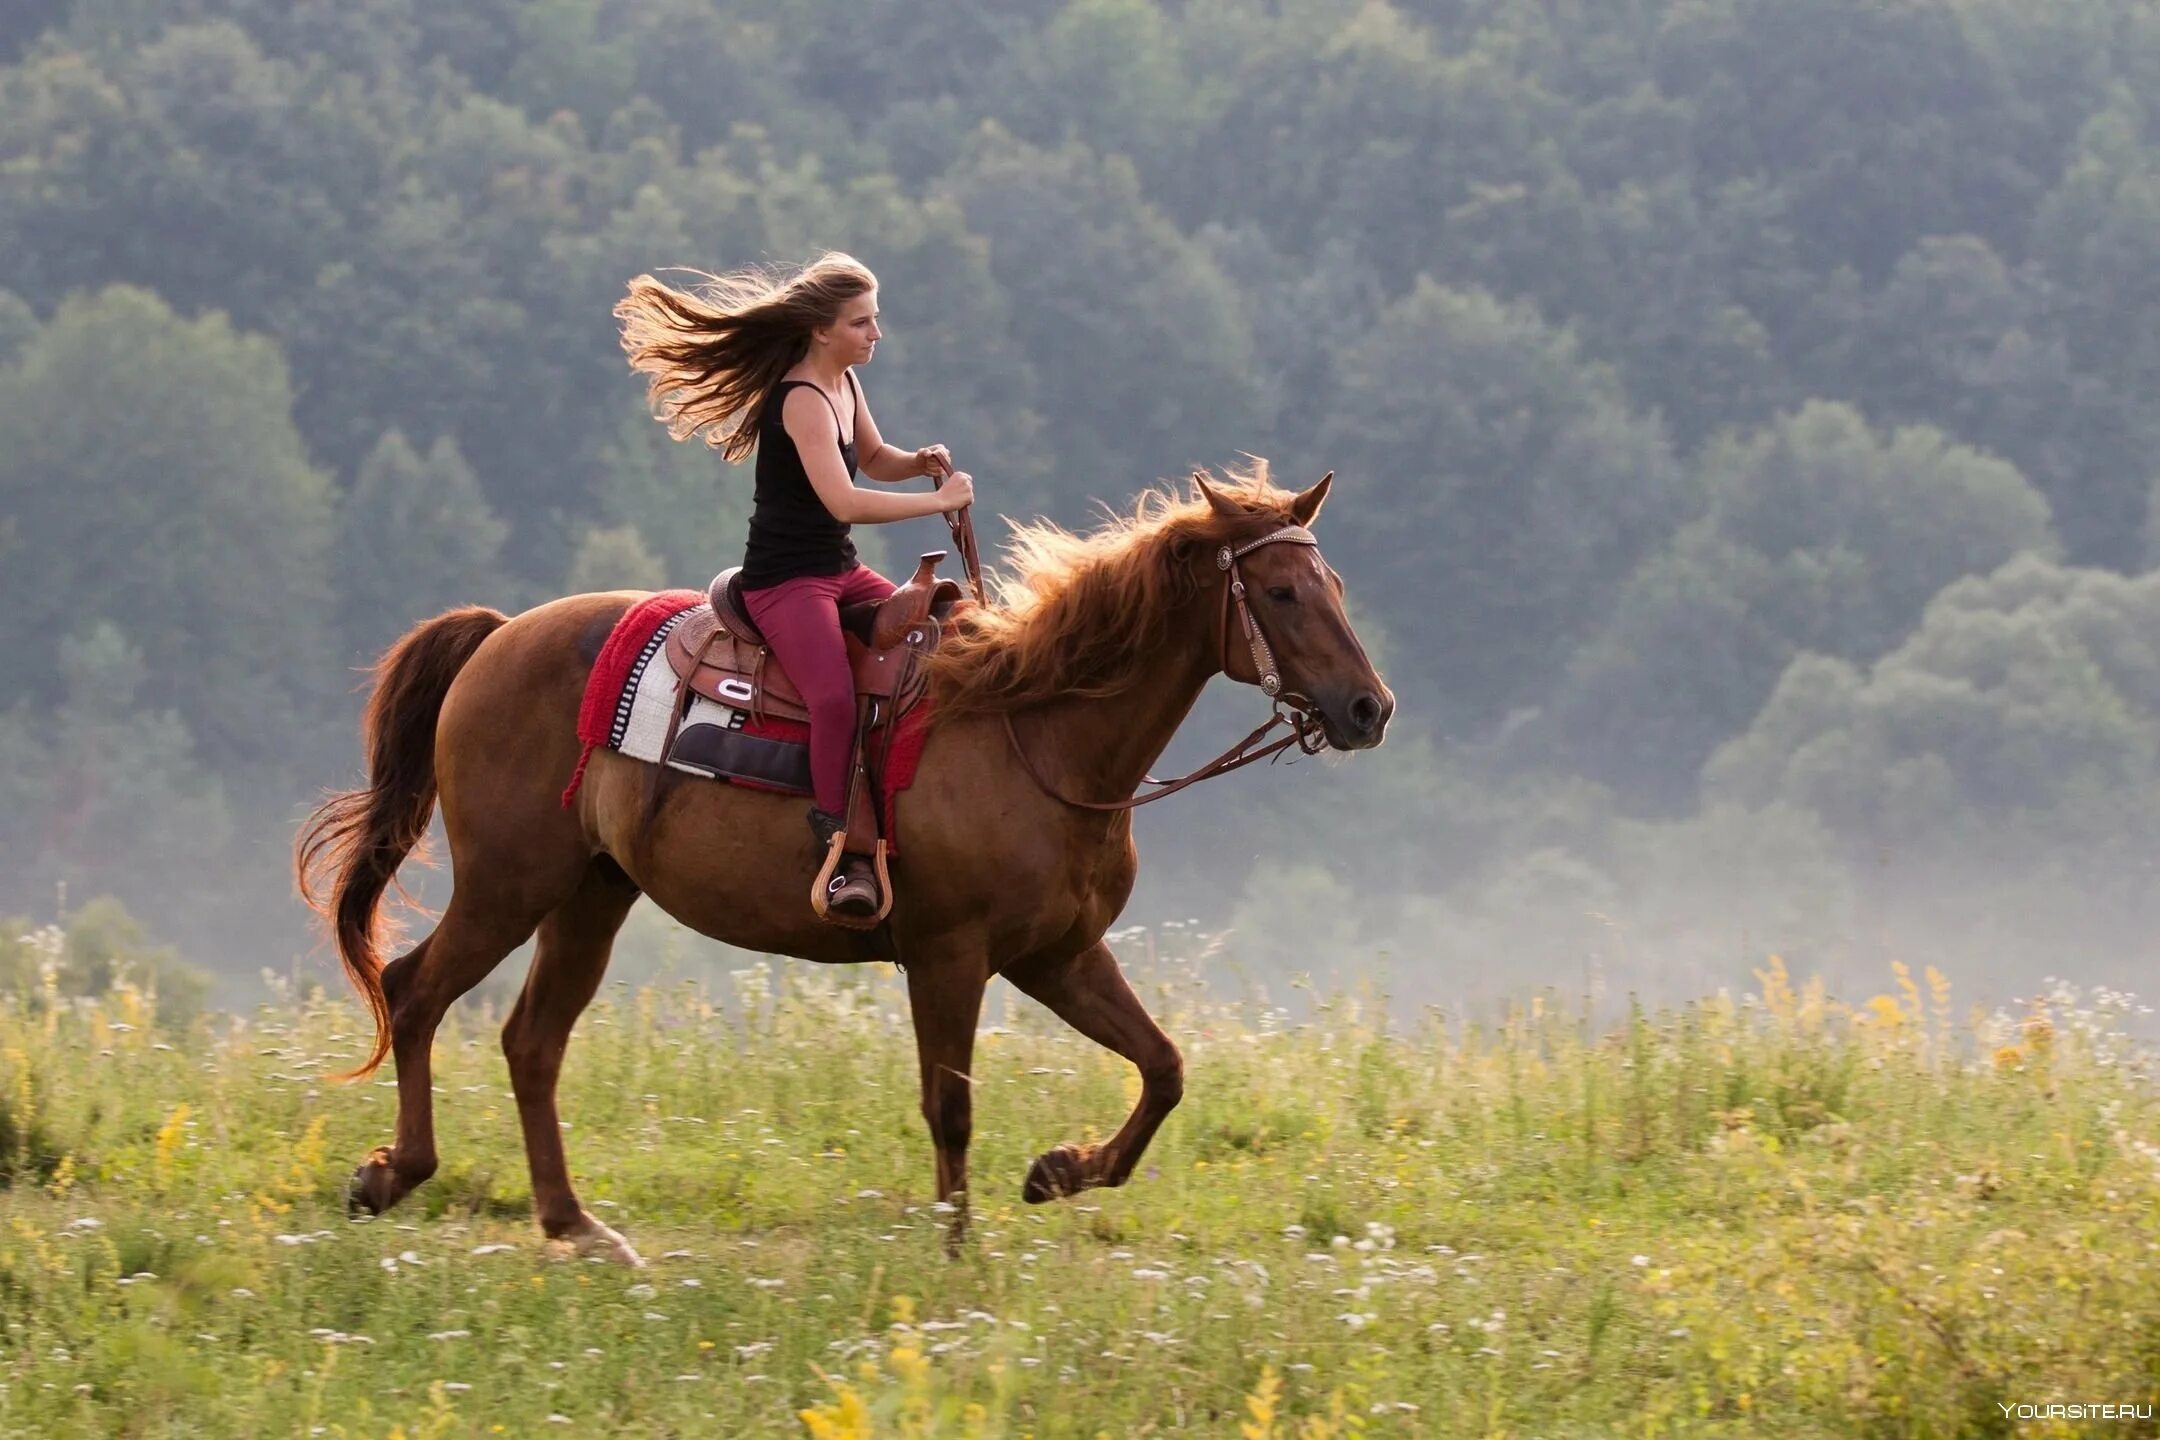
[1217,524,1321,702]
[937,493,1334,811]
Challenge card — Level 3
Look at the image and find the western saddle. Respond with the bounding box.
[659,552,964,928]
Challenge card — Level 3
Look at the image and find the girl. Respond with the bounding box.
[614,252,974,919]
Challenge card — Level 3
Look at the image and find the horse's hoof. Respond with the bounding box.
[554,1216,645,1268]
[1022,1145,1087,1204]
[346,1147,398,1217]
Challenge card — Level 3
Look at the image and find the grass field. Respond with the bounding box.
[1,928,2156,1438]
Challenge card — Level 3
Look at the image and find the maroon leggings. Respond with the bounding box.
[741,563,897,813]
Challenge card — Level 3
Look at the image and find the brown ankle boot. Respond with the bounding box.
[807,806,880,918]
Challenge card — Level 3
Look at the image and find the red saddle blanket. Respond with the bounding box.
[559,591,932,848]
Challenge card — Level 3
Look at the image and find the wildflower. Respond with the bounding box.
[1242,1365,1282,1439]
[154,1104,191,1187]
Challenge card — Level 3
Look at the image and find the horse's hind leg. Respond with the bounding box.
[1003,940,1185,1203]
[348,891,549,1217]
[501,858,642,1266]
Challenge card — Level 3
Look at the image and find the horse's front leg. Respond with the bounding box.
[905,953,988,1254]
[1003,939,1184,1203]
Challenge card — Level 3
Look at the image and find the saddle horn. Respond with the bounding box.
[869,551,949,651]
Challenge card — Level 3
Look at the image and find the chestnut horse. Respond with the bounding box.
[297,464,1391,1264]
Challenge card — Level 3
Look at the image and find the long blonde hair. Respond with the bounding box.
[613,252,877,462]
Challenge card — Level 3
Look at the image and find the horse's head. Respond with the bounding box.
[1194,470,1394,751]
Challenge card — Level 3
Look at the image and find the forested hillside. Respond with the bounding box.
[5,0,2159,1011]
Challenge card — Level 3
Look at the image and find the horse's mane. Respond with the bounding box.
[924,460,1303,722]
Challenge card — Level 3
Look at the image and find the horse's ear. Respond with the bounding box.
[1290,471,1333,527]
[1192,470,1244,520]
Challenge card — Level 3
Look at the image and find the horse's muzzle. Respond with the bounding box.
[1320,685,1393,751]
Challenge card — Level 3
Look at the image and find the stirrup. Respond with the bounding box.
[808,808,891,928]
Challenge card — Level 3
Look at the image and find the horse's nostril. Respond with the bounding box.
[1348,693,1382,733]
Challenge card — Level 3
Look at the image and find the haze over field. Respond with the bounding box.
[5,0,2160,1025]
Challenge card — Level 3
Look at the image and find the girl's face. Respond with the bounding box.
[821,289,881,366]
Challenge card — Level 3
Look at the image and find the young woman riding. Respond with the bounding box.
[613,252,974,919]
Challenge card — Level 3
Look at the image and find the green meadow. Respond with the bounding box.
[1,934,2155,1439]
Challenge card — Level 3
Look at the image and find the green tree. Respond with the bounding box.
[57,896,210,1031]
[0,285,334,760]
[0,23,380,319]
[1548,402,2056,805]
[943,128,1265,509]
[617,0,787,150]
[593,399,758,588]
[1652,0,2045,279]
[1317,279,1690,732]
[0,287,35,365]
[503,0,634,129]
[2024,93,2160,566]
[1704,556,2160,857]
[0,0,66,63]
[0,625,234,923]
[565,523,666,594]
[996,0,1192,184]
[337,430,512,663]
[1708,403,2055,647]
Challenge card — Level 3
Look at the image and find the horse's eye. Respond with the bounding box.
[1266,585,1297,604]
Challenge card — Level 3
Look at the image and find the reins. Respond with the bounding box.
[1002,701,1325,811]
[935,486,1330,811]
[933,470,988,608]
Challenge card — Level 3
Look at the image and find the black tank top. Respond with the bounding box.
[741,374,859,589]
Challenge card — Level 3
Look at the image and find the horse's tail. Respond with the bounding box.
[297,606,508,1082]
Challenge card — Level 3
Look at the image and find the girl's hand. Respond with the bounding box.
[938,471,976,511]
[915,444,953,479]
